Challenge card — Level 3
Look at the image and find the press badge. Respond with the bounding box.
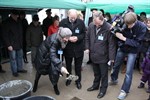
[58,49,63,55]
[98,34,104,40]
[75,28,80,33]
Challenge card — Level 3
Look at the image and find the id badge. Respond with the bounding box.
[98,35,104,40]
[75,28,80,33]
[58,49,63,55]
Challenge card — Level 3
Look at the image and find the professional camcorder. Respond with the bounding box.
[110,5,134,35]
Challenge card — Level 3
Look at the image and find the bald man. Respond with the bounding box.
[59,9,86,89]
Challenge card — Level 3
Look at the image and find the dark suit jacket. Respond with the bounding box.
[85,21,116,64]
[59,17,86,58]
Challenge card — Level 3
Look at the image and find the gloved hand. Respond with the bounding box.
[61,66,69,74]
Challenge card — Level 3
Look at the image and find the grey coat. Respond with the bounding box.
[26,22,43,47]
[85,21,116,64]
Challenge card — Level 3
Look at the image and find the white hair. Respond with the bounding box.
[57,27,72,49]
[68,9,78,16]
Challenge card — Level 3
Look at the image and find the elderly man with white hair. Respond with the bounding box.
[33,27,72,95]
[59,9,86,89]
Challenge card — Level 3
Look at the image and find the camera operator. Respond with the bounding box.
[109,12,147,100]
[111,5,134,35]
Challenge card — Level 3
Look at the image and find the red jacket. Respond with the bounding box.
[48,24,59,36]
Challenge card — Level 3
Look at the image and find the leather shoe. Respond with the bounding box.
[18,69,27,73]
[24,61,29,63]
[97,92,105,99]
[87,60,92,64]
[13,73,19,77]
[66,80,71,86]
[0,69,6,73]
[87,86,98,91]
[76,82,82,89]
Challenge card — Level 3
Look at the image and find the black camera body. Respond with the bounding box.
[110,5,134,35]
[110,11,128,35]
[110,11,128,47]
[110,5,135,48]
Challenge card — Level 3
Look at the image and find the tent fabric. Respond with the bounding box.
[86,0,150,14]
[0,0,86,10]
[0,0,149,14]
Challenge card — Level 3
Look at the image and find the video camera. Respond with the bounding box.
[110,5,134,35]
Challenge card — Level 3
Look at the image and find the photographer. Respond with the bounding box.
[109,12,147,100]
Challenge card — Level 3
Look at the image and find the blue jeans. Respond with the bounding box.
[9,49,23,73]
[111,48,137,93]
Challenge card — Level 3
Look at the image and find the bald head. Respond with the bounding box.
[68,9,78,23]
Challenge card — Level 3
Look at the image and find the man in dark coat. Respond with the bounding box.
[59,9,86,89]
[33,27,72,95]
[19,11,29,63]
[26,14,43,67]
[0,16,5,73]
[88,8,98,25]
[42,9,53,37]
[87,8,98,64]
[85,11,116,99]
[2,10,27,77]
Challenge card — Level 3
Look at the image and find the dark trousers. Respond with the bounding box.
[92,63,108,93]
[0,49,2,70]
[141,73,150,87]
[88,54,91,62]
[65,56,83,83]
[0,48,1,63]
[23,45,28,62]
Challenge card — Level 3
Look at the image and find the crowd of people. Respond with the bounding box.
[0,6,150,100]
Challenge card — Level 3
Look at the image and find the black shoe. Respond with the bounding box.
[138,82,145,88]
[87,86,99,91]
[13,73,19,77]
[0,69,6,73]
[97,92,105,99]
[76,82,82,89]
[87,60,92,64]
[24,61,29,63]
[66,80,72,86]
[18,69,27,73]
